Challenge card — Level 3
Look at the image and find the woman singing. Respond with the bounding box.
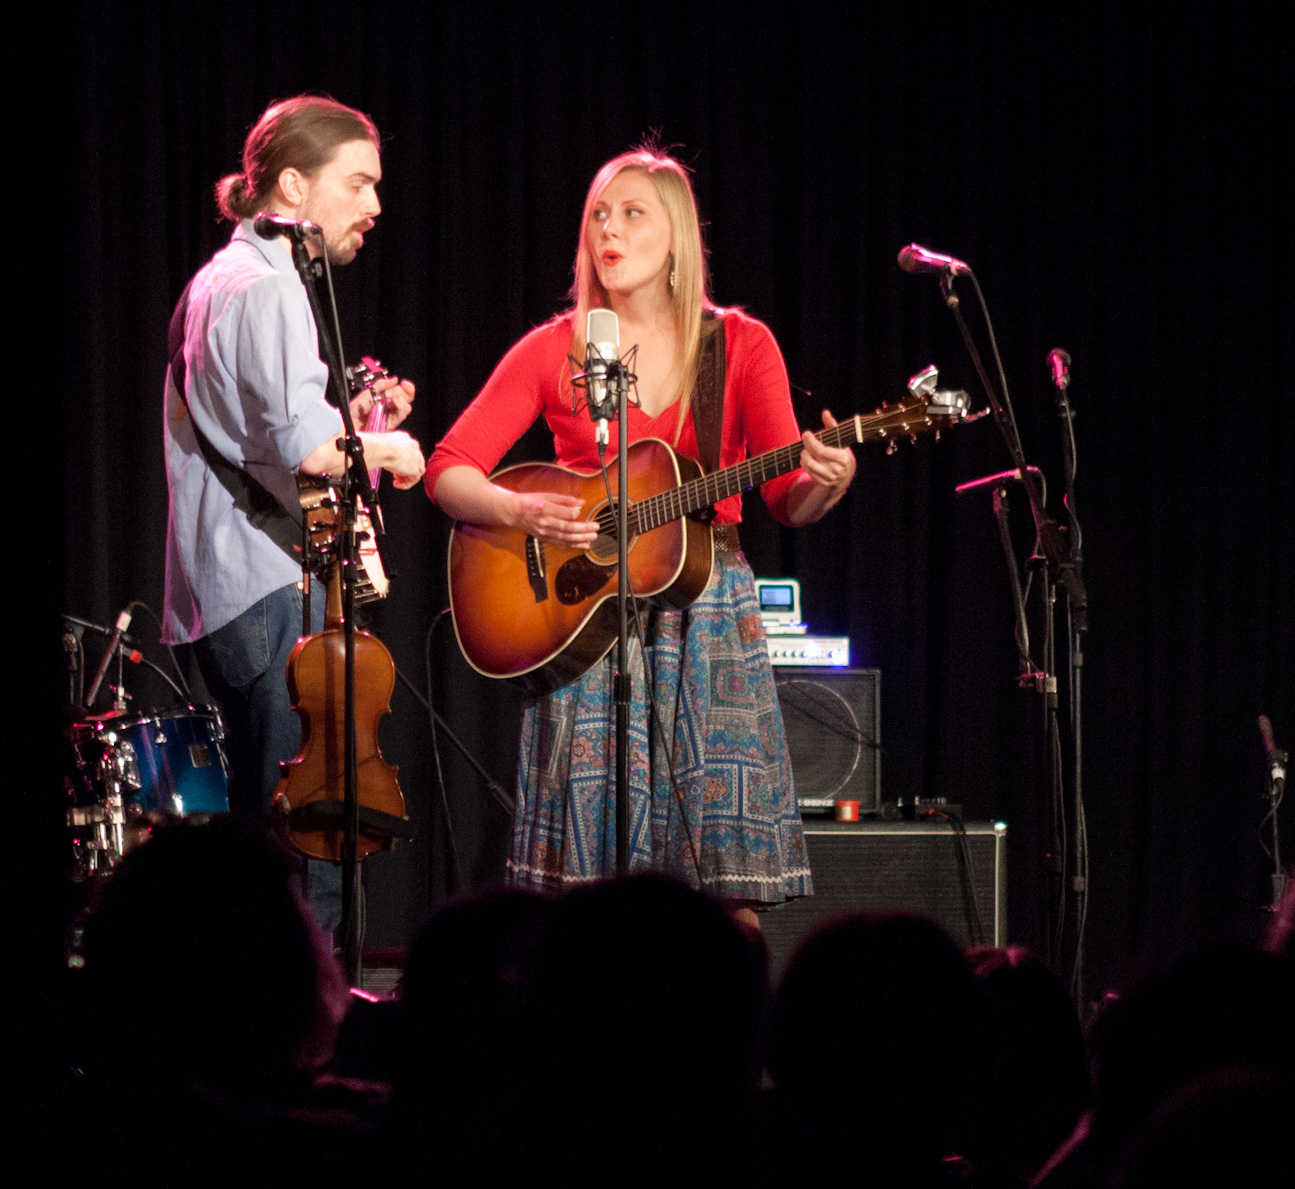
[425,149,856,926]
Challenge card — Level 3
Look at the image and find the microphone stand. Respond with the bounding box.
[954,467,1044,677]
[1052,357,1088,1005]
[64,622,81,709]
[936,268,1088,996]
[286,237,385,987]
[572,340,635,878]
[614,364,631,877]
[593,362,633,877]
[1259,718,1287,911]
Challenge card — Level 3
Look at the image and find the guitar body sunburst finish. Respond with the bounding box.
[447,390,969,694]
[448,440,714,694]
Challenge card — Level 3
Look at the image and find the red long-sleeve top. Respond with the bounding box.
[425,308,805,525]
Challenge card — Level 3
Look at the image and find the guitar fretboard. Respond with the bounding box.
[624,399,934,534]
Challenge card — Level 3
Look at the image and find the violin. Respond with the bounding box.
[274,356,413,862]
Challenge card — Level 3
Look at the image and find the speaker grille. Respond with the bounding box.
[763,821,1007,981]
[775,667,880,811]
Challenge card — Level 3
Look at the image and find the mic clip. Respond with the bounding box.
[568,347,639,418]
[939,271,960,311]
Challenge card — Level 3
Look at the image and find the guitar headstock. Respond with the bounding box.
[851,366,971,453]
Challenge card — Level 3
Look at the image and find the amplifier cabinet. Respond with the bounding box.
[764,820,1008,981]
[774,667,880,813]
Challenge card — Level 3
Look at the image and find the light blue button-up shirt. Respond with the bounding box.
[162,220,344,644]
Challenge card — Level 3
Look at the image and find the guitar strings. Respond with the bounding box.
[593,406,925,542]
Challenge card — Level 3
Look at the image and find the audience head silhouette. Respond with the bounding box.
[78,817,344,1094]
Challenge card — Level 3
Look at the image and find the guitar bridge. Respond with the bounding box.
[525,535,548,603]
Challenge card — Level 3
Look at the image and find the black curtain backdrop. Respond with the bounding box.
[50,2,1291,996]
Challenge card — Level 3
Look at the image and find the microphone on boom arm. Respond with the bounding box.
[897,243,972,276]
[252,213,322,242]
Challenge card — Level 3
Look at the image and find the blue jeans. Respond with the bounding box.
[191,584,342,935]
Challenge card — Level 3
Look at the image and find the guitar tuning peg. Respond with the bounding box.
[886,439,899,455]
[934,428,941,442]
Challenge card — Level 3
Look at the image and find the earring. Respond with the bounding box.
[669,265,677,291]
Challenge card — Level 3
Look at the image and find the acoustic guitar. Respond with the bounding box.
[448,390,968,694]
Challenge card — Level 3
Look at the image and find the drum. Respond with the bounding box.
[112,706,231,816]
[65,705,230,877]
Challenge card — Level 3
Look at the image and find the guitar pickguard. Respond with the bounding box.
[554,552,612,605]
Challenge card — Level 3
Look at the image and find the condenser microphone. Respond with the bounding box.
[1259,715,1287,778]
[252,213,322,242]
[1259,714,1276,758]
[84,603,135,708]
[1048,348,1072,391]
[897,243,971,276]
[586,308,620,448]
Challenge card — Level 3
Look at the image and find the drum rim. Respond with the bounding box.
[70,702,224,732]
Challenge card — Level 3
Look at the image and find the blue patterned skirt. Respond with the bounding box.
[507,551,812,904]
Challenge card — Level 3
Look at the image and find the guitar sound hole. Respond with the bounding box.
[588,530,619,565]
[588,499,635,566]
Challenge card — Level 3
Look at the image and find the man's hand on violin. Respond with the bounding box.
[350,375,415,430]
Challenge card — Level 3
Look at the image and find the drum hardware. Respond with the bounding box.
[64,706,231,879]
[62,606,217,878]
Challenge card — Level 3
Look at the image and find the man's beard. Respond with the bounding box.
[322,236,358,266]
[300,211,360,265]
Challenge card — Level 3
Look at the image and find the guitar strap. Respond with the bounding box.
[691,314,727,477]
[168,279,302,562]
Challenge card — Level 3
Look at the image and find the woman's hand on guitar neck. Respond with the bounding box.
[787,409,857,525]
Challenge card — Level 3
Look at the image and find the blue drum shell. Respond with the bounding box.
[116,706,230,816]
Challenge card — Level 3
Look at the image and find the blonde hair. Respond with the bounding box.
[569,150,718,445]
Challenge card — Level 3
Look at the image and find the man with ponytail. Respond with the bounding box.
[162,96,425,936]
